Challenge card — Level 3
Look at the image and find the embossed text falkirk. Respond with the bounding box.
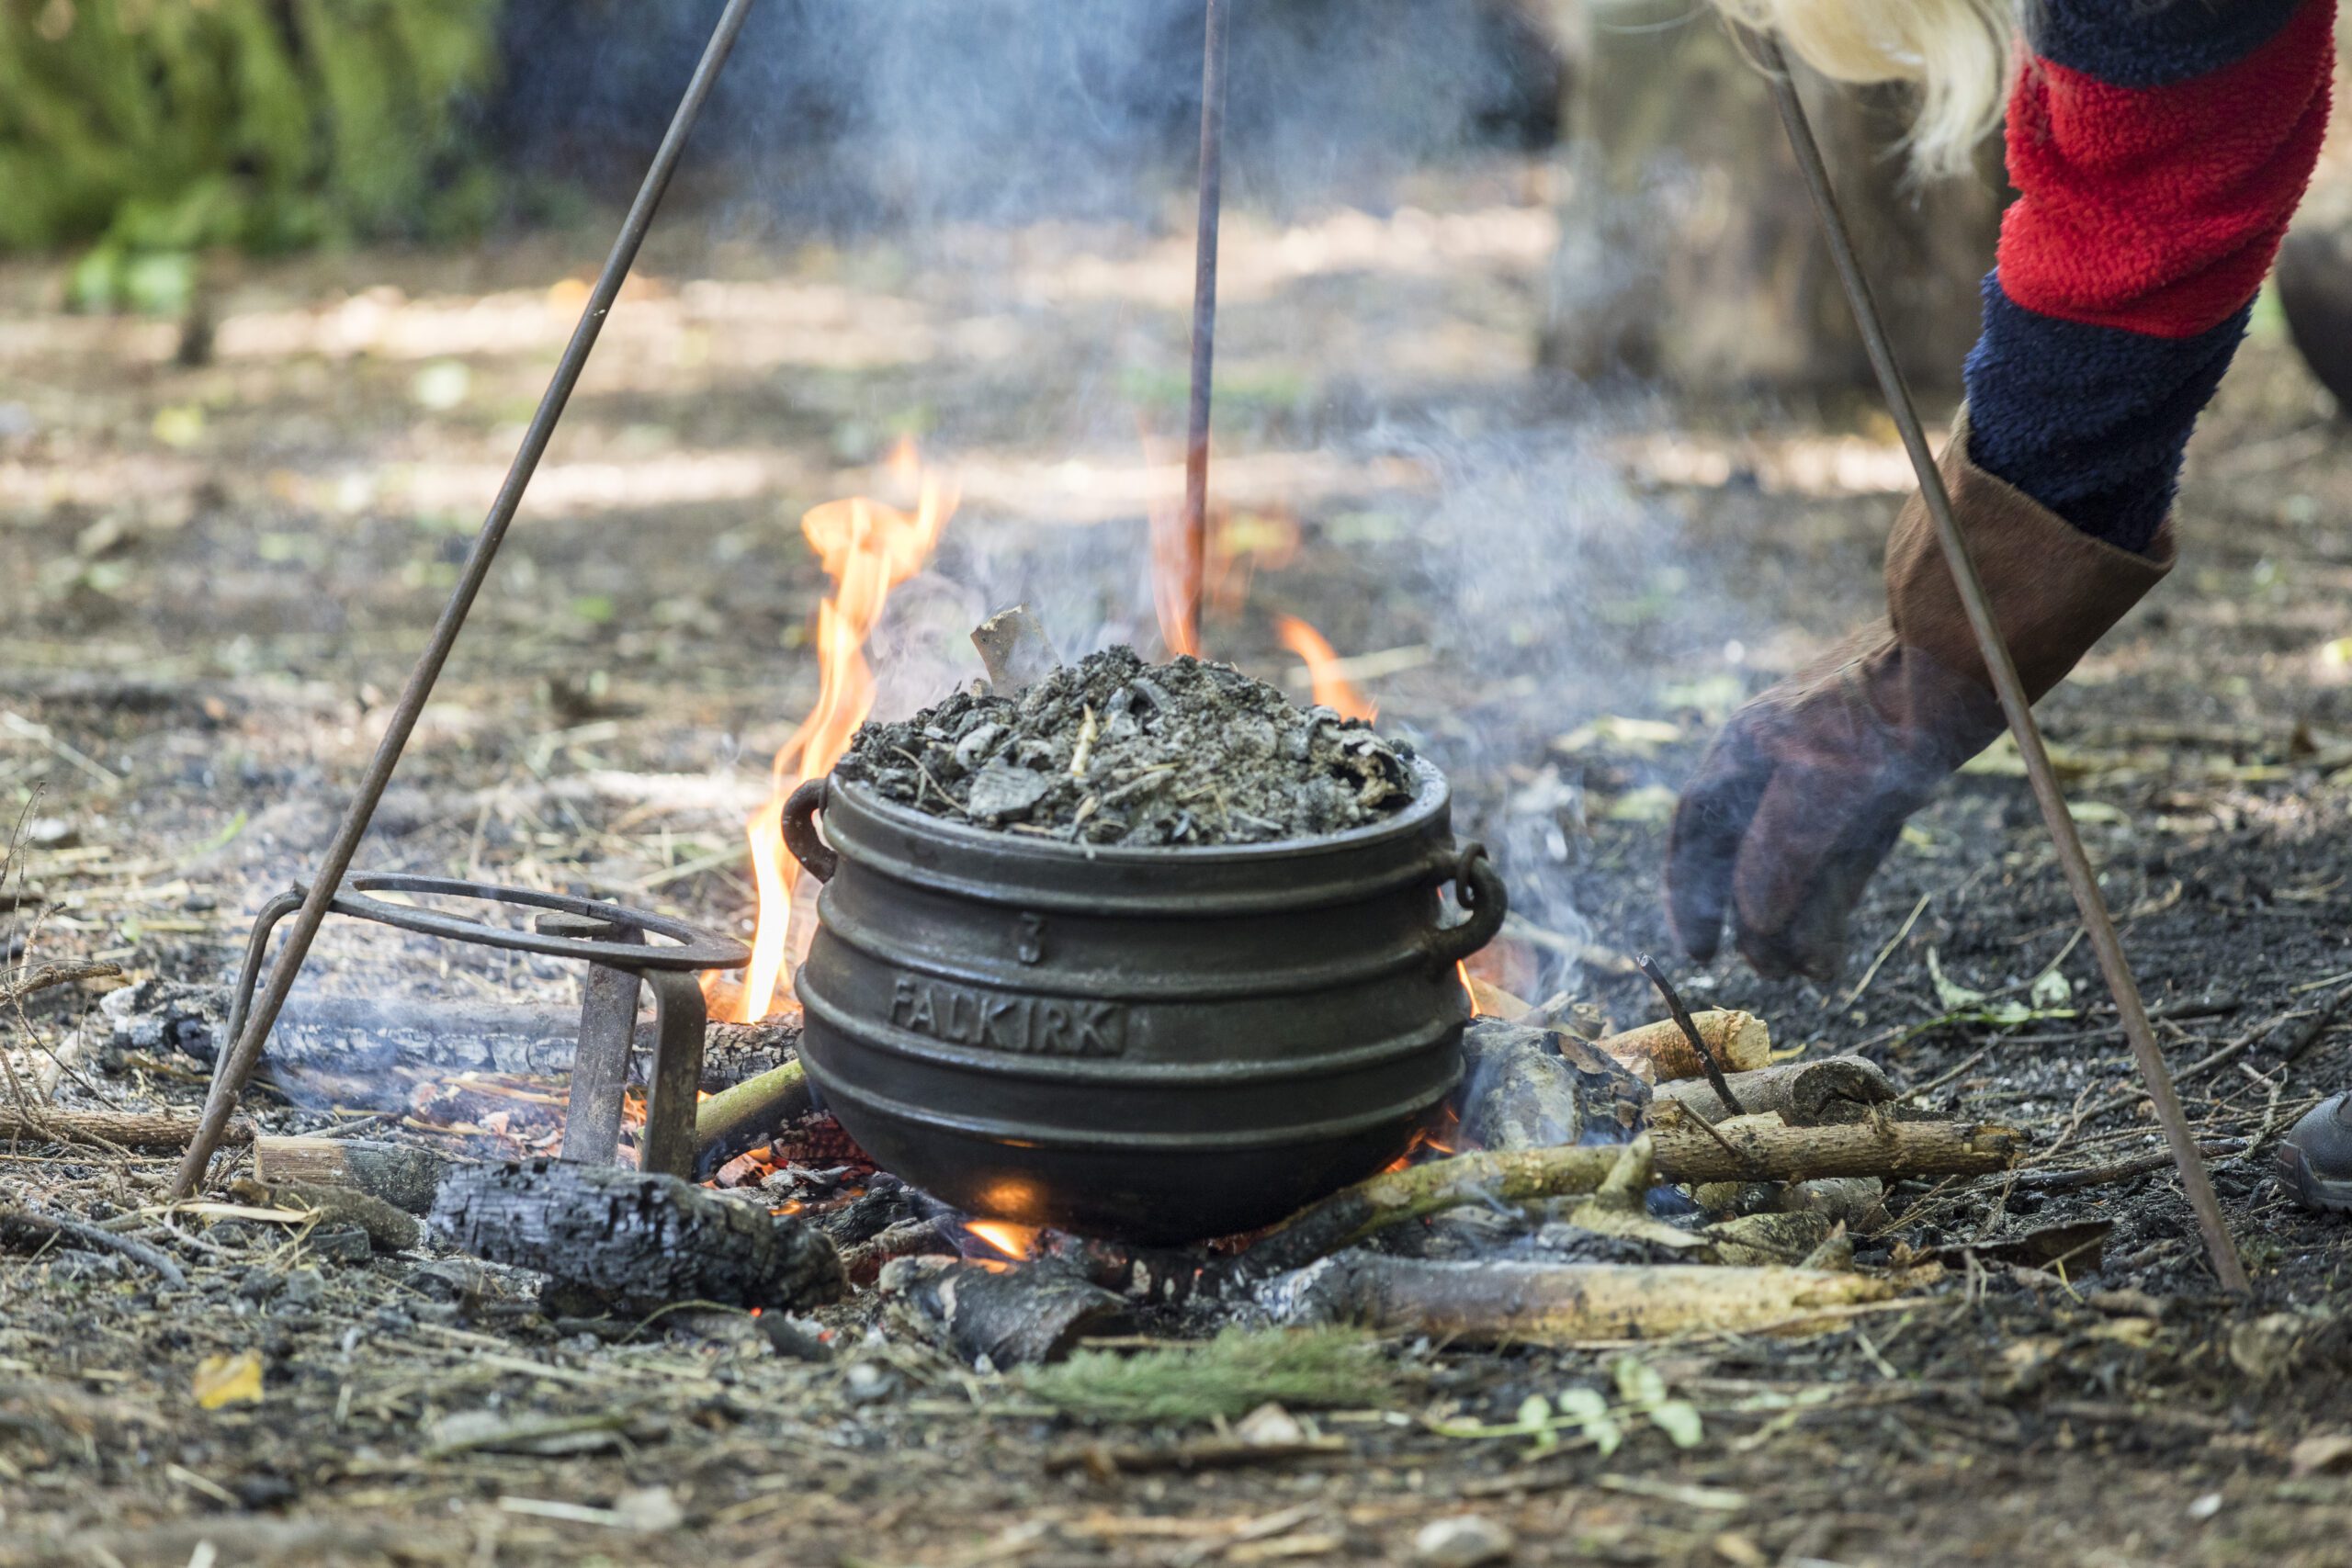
[889,976,1126,1056]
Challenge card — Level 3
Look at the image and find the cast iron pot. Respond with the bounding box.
[779,757,1506,1243]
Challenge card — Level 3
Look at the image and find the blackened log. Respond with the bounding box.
[1457,1021,1648,1151]
[430,1157,846,1315]
[1654,1055,1897,1126]
[881,1256,1133,1367]
[254,1135,459,1214]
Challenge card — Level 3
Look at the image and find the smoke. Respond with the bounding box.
[497,0,1558,230]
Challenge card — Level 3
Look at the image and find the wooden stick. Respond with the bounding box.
[694,1060,808,1168]
[1654,1055,1897,1127]
[1636,954,1746,1114]
[1271,1254,1903,1342]
[0,1107,252,1152]
[0,1206,187,1287]
[253,1135,458,1215]
[1650,1104,2025,1183]
[1,961,123,1008]
[1597,1010,1773,1081]
[1218,1140,1637,1286]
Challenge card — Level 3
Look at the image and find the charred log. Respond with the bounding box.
[253,1135,458,1215]
[880,1255,1134,1367]
[430,1157,846,1315]
[1457,1021,1648,1151]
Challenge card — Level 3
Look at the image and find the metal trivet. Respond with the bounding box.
[220,875,749,1179]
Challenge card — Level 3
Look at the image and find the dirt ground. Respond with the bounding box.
[8,152,2352,1566]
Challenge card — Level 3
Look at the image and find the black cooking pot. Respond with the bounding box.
[779,757,1505,1243]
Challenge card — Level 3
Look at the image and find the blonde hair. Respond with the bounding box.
[1711,0,2019,175]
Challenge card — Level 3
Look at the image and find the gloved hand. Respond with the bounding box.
[1666,413,2175,981]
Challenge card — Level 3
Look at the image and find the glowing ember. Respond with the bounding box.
[1273,614,1376,722]
[965,1219,1041,1259]
[711,439,955,1021]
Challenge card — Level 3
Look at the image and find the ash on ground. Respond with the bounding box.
[835,646,1418,845]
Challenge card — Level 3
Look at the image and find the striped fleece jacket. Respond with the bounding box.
[1961,0,2336,557]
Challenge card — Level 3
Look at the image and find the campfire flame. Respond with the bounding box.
[713,439,955,1021]
[965,1219,1041,1259]
[1274,614,1376,722]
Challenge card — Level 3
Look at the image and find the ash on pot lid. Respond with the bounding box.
[834,646,1417,846]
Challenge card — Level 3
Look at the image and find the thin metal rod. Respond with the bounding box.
[1180,0,1230,655]
[1746,29,2248,1292]
[171,0,760,1200]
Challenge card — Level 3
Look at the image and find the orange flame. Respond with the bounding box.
[712,439,954,1021]
[966,1220,1041,1259]
[1273,615,1376,722]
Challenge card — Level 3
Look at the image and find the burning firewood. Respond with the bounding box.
[1650,1102,2025,1182]
[1457,1020,1648,1152]
[1652,1055,1898,1127]
[880,1255,1134,1367]
[1596,1010,1774,1082]
[691,1059,808,1175]
[1261,1253,1910,1342]
[430,1158,847,1316]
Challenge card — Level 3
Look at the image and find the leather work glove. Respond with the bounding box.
[1666,413,2175,981]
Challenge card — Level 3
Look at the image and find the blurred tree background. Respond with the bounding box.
[0,0,500,309]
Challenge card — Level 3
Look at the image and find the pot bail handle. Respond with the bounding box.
[1430,840,1507,966]
[781,777,837,883]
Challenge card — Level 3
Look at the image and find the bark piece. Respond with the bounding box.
[1705,1210,1840,1268]
[1597,1010,1773,1082]
[254,1136,458,1214]
[1264,1253,1903,1342]
[1650,1104,2024,1183]
[971,604,1064,693]
[881,1256,1133,1367]
[1654,1055,1897,1126]
[430,1157,846,1315]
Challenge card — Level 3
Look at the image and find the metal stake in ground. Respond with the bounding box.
[170,0,761,1200]
[1179,0,1230,655]
[1743,28,2249,1292]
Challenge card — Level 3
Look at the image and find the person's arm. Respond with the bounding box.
[1668,0,2335,981]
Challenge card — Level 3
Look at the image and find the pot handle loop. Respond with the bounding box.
[1430,840,1508,966]
[781,777,838,883]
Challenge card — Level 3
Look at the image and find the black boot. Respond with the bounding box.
[2277,1091,2352,1213]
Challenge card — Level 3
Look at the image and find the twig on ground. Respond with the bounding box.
[1637,954,1746,1116]
[0,1206,187,1287]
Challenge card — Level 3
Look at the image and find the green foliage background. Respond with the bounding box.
[0,0,502,301]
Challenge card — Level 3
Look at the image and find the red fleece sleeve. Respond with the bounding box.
[1996,0,2335,341]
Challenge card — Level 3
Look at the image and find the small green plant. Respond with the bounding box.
[0,0,502,294]
[1433,1356,1704,1458]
